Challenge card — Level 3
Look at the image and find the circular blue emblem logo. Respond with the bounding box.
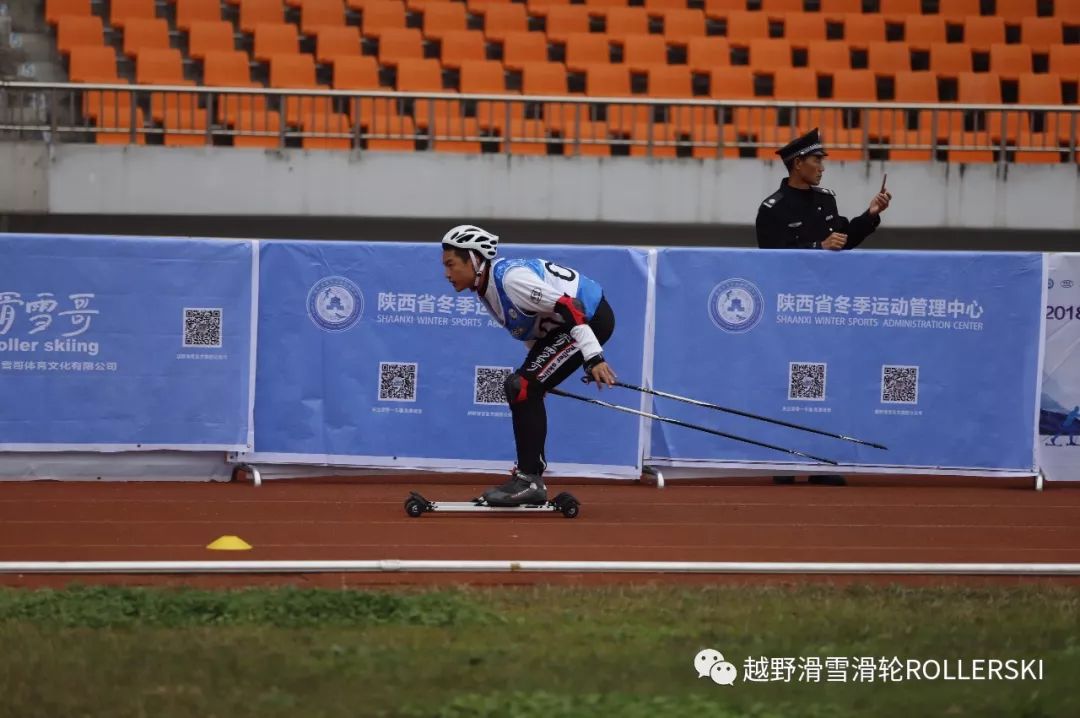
[308,276,363,332]
[708,278,764,333]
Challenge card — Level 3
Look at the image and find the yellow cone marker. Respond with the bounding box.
[206,535,253,551]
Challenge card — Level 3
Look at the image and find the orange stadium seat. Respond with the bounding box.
[69,45,120,82]
[315,25,362,64]
[399,58,445,125]
[885,71,939,159]
[586,64,631,96]
[481,4,530,41]
[1018,72,1071,151]
[461,60,522,133]
[232,111,283,148]
[301,0,346,36]
[253,23,300,63]
[936,0,980,20]
[749,39,793,72]
[963,16,1006,51]
[163,104,210,146]
[94,104,147,145]
[662,9,706,39]
[239,0,284,33]
[528,0,572,12]
[806,40,850,72]
[995,0,1038,24]
[989,44,1033,79]
[603,7,649,41]
[930,43,972,74]
[123,18,171,58]
[360,1,408,38]
[544,7,592,43]
[832,68,876,101]
[648,65,692,97]
[773,68,817,99]
[819,0,861,13]
[867,41,910,74]
[710,65,754,99]
[958,71,1001,102]
[333,54,380,88]
[839,15,886,43]
[299,112,353,149]
[761,0,805,12]
[270,54,337,125]
[56,15,103,55]
[1020,18,1064,53]
[704,0,745,13]
[522,61,569,94]
[110,0,157,30]
[204,50,267,123]
[644,0,693,10]
[564,33,612,73]
[501,32,549,71]
[430,115,483,154]
[783,14,827,42]
[439,30,487,69]
[905,15,947,47]
[47,0,92,25]
[188,22,236,61]
[621,35,668,72]
[725,12,770,40]
[946,129,997,162]
[422,3,469,40]
[377,28,425,65]
[561,118,613,157]
[687,37,730,73]
[136,47,186,83]
[176,0,221,31]
[880,0,920,20]
[1048,45,1080,80]
[459,59,508,93]
[137,48,196,124]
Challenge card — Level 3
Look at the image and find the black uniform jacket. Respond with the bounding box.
[755,179,880,250]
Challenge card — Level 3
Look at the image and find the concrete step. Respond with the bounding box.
[9,59,67,82]
[1,0,48,34]
[7,30,55,64]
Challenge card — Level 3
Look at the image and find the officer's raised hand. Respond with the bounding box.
[868,190,892,216]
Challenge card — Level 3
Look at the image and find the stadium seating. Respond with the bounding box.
[45,0,1078,160]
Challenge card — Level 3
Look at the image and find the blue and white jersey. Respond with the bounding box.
[480,258,605,361]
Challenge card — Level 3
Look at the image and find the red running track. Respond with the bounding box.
[0,475,1078,587]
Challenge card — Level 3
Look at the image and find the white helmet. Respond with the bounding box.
[441,224,499,261]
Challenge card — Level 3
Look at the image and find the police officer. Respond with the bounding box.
[756,129,891,486]
[756,128,891,251]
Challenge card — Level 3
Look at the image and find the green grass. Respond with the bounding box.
[1,584,1077,718]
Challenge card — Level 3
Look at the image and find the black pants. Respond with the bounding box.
[504,297,615,476]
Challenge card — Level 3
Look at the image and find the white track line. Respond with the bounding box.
[1,560,1080,575]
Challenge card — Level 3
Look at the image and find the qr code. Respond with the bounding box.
[475,366,513,405]
[183,308,222,348]
[882,365,919,404]
[788,362,826,401]
[379,362,417,402]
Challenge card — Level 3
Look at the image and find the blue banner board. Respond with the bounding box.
[649,249,1044,473]
[240,241,651,477]
[0,234,255,450]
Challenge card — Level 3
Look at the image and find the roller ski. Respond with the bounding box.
[404,470,580,519]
